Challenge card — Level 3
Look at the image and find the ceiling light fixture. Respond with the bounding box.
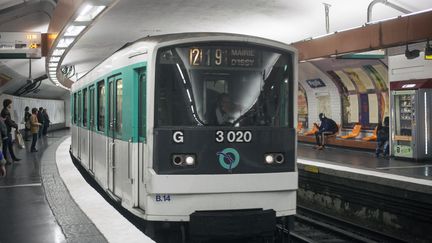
[50,57,60,62]
[57,37,75,48]
[46,1,116,90]
[75,5,106,21]
[64,25,86,37]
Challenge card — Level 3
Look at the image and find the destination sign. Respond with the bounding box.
[188,47,260,68]
[0,32,41,59]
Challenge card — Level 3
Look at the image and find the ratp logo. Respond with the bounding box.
[216,148,240,171]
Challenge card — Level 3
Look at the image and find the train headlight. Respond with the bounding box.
[274,153,285,164]
[265,154,274,164]
[264,153,284,164]
[172,154,184,166]
[172,154,196,166]
[185,155,195,165]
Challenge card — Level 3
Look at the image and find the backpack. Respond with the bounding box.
[328,119,338,133]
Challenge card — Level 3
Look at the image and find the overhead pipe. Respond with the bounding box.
[367,0,411,22]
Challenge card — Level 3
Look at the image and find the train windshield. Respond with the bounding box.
[155,43,294,127]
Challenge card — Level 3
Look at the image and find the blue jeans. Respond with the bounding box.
[31,133,38,151]
[2,133,17,161]
[376,139,389,157]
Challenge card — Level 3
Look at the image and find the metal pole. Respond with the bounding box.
[323,3,331,34]
[367,0,411,23]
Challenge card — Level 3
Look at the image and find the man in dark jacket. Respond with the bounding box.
[24,106,31,141]
[376,116,390,158]
[37,107,44,138]
[42,109,50,136]
[1,99,21,163]
[315,113,338,150]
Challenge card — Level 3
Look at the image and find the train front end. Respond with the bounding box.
[148,38,297,239]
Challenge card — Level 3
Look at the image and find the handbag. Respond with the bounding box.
[15,130,26,149]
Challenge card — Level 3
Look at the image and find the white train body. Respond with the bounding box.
[70,33,298,238]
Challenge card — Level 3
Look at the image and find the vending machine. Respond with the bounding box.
[390,80,432,160]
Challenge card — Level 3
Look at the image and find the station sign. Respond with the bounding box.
[306,78,326,88]
[0,32,42,59]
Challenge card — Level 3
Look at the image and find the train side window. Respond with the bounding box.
[73,93,77,124]
[116,79,123,134]
[78,91,82,126]
[97,81,105,132]
[83,88,88,127]
[138,70,146,142]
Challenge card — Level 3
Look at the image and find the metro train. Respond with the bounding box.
[70,32,298,242]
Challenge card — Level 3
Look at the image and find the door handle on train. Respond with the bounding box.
[128,138,132,183]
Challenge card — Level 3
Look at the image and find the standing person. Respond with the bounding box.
[0,117,8,171]
[37,107,44,138]
[314,113,338,150]
[24,106,31,141]
[30,108,42,152]
[1,99,21,162]
[376,117,390,158]
[42,109,50,136]
[0,150,5,176]
[0,140,5,176]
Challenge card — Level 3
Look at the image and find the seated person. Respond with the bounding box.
[315,113,338,150]
[207,93,240,125]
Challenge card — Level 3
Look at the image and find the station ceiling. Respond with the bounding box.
[1,0,432,97]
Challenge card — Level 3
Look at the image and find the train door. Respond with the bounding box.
[137,69,147,209]
[89,85,95,173]
[81,88,89,167]
[72,93,78,155]
[107,76,121,200]
[77,90,82,159]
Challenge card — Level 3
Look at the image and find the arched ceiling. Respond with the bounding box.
[62,0,432,79]
[1,0,432,96]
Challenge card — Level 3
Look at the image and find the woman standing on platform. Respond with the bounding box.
[30,108,42,152]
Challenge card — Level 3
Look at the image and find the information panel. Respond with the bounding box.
[0,32,41,59]
[188,47,260,68]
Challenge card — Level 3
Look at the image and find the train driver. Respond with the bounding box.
[208,93,240,125]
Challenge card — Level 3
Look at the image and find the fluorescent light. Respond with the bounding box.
[52,49,65,56]
[64,25,86,37]
[75,5,106,21]
[78,4,92,18]
[50,57,60,62]
[57,37,75,48]
[402,84,416,89]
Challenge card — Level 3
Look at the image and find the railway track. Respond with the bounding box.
[287,206,406,243]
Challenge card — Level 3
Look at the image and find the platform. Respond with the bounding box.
[298,142,432,183]
[297,142,432,242]
[0,130,152,243]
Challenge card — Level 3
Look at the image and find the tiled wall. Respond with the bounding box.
[299,62,341,129]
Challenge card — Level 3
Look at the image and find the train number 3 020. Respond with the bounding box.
[215,130,252,143]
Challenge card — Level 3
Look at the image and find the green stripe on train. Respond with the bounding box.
[71,62,147,143]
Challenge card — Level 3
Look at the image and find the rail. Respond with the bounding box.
[287,206,407,243]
